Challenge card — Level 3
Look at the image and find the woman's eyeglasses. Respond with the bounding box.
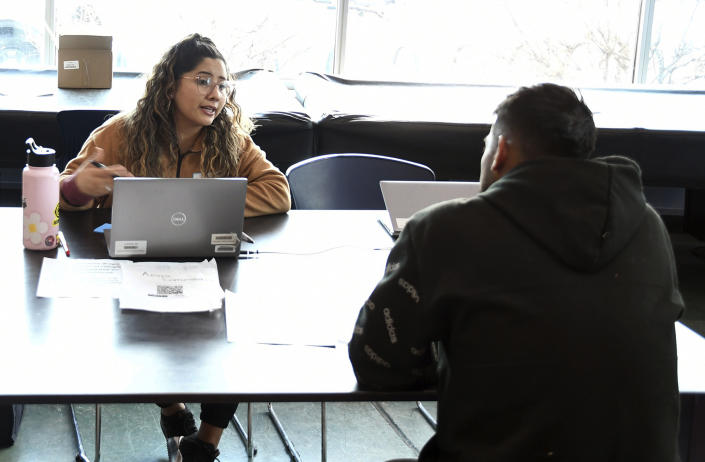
[182,73,235,97]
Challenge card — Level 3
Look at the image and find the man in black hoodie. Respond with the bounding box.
[348,83,684,462]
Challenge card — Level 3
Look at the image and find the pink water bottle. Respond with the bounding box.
[22,138,60,250]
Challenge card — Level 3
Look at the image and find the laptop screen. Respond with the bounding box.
[380,180,480,235]
[107,177,247,258]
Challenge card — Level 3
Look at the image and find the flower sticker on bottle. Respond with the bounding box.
[24,212,49,245]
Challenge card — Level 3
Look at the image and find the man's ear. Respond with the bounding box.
[491,135,509,173]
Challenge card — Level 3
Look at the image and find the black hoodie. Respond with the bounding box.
[349,155,684,462]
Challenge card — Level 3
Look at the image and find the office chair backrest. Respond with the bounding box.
[286,153,435,209]
[56,109,119,171]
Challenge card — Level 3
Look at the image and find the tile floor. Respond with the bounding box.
[0,401,437,462]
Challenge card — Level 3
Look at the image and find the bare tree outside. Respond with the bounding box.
[2,0,703,88]
[343,0,642,85]
[51,0,336,75]
[500,0,639,85]
[647,0,705,86]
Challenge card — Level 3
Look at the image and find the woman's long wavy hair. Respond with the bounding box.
[121,33,252,177]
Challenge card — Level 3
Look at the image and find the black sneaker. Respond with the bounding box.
[160,407,198,438]
[179,434,221,462]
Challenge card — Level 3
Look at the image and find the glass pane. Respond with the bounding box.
[647,0,705,87]
[53,0,337,75]
[0,2,46,69]
[344,0,641,85]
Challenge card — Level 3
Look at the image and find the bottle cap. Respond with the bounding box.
[25,138,56,167]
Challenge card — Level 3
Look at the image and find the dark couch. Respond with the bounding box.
[1,69,703,236]
[292,72,705,237]
[295,72,705,187]
[0,69,315,206]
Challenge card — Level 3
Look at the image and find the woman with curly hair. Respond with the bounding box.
[59,33,290,218]
[59,34,290,462]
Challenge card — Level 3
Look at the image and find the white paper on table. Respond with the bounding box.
[224,249,388,346]
[36,257,123,298]
[225,289,346,346]
[118,259,224,313]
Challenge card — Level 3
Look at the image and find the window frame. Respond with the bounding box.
[25,0,694,86]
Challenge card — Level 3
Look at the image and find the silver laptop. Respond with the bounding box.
[380,180,481,238]
[105,177,247,258]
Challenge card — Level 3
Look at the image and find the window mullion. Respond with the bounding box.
[334,0,349,75]
[633,0,656,84]
[44,0,56,67]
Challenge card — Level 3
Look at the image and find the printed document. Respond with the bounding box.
[36,257,122,298]
[118,259,224,312]
[36,257,224,312]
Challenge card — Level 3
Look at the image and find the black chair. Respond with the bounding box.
[56,109,120,171]
[279,153,436,460]
[286,153,436,209]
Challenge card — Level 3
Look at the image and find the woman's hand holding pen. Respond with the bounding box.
[74,147,133,197]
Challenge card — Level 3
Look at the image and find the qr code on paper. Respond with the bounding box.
[157,285,184,295]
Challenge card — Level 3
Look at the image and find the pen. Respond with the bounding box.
[90,160,119,178]
[57,230,70,257]
[241,232,255,244]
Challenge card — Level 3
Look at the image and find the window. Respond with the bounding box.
[344,0,642,85]
[645,0,705,86]
[1,0,703,88]
[53,0,337,75]
[0,3,45,67]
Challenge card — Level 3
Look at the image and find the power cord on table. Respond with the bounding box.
[238,245,392,259]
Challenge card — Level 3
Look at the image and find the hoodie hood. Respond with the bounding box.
[480,156,647,272]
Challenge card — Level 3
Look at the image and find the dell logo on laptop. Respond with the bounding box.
[170,212,187,226]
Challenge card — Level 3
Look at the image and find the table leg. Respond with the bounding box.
[415,401,437,430]
[248,403,255,461]
[230,403,257,459]
[94,403,101,462]
[267,402,302,462]
[321,402,327,462]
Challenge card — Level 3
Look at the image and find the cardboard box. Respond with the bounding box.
[58,35,113,89]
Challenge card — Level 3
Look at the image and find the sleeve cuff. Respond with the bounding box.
[60,174,93,207]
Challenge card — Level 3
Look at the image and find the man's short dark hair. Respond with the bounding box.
[494,83,596,159]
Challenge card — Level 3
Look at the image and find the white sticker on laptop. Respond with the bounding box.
[115,240,147,256]
[63,60,80,70]
[214,244,238,253]
[211,233,239,245]
[396,218,409,229]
